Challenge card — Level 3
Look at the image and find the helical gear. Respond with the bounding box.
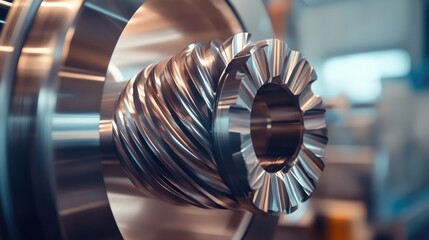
[113,33,327,214]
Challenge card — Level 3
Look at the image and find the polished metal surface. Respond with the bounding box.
[0,0,307,239]
[113,32,327,214]
[7,1,123,239]
[113,33,250,209]
[213,38,327,214]
[0,0,140,239]
[2,0,276,239]
[101,1,276,239]
[0,1,46,239]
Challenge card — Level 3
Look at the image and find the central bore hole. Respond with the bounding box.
[250,83,304,173]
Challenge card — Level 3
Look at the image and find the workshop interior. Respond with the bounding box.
[0,0,428,239]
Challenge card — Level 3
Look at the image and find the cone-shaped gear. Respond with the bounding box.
[213,38,327,214]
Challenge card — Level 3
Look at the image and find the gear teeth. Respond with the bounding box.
[113,33,252,209]
[287,59,316,95]
[281,50,302,84]
[303,130,328,158]
[266,39,286,79]
[299,86,323,111]
[113,33,327,214]
[304,109,327,130]
[291,164,315,197]
[214,38,327,214]
[220,32,252,63]
[298,148,325,181]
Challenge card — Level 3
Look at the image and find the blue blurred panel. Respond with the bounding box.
[317,49,411,104]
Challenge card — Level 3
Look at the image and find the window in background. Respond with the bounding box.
[316,49,411,104]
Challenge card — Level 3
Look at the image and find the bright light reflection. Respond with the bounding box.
[0,0,12,7]
[41,1,80,10]
[0,45,14,52]
[22,47,52,55]
[321,49,411,103]
[58,70,105,82]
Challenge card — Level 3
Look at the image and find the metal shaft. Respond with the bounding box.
[113,33,328,214]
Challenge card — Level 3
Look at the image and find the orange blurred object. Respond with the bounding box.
[266,0,293,39]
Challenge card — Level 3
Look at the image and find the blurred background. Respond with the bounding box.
[264,0,429,239]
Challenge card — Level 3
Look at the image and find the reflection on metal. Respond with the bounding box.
[0,0,12,32]
[214,37,328,214]
[100,1,265,238]
[113,33,327,214]
[0,0,322,238]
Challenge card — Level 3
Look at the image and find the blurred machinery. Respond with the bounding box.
[0,0,328,239]
[271,0,429,240]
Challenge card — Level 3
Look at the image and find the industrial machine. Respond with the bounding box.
[0,1,327,239]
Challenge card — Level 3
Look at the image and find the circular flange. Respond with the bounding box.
[213,39,328,214]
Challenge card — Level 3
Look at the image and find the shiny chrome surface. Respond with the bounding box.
[0,1,42,238]
[102,1,278,239]
[113,33,250,209]
[213,39,327,214]
[113,31,327,215]
[8,0,125,239]
[1,0,144,238]
[0,0,280,239]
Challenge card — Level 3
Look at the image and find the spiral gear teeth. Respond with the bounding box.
[281,50,301,84]
[236,77,256,111]
[249,166,265,190]
[284,172,306,207]
[304,109,326,130]
[168,55,211,129]
[263,173,289,213]
[268,173,285,213]
[164,61,211,148]
[287,59,317,95]
[244,55,266,89]
[220,32,252,63]
[185,43,215,109]
[291,164,315,196]
[252,173,270,212]
[274,174,289,213]
[265,39,286,79]
[114,34,254,209]
[298,148,325,181]
[213,37,327,214]
[252,172,294,213]
[241,133,265,189]
[114,33,327,214]
[201,40,223,81]
[281,173,299,210]
[299,86,323,112]
[250,45,270,83]
[303,130,328,158]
